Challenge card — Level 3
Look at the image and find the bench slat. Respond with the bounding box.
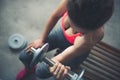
[86,57,120,77]
[89,53,120,73]
[82,61,119,80]
[91,50,120,67]
[93,46,120,62]
[80,41,120,80]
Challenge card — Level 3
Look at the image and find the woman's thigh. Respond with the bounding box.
[46,26,71,51]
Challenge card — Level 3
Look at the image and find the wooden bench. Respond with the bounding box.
[80,41,120,80]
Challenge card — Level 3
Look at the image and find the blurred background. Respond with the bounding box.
[0,0,119,80]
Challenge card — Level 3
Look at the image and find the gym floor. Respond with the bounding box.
[0,0,120,80]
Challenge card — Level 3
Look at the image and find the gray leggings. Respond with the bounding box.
[19,26,90,79]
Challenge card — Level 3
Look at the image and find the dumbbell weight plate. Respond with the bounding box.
[30,43,49,68]
[8,34,27,50]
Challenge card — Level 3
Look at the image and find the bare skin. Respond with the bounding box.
[26,0,104,80]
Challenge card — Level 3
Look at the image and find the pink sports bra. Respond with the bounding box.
[61,12,83,44]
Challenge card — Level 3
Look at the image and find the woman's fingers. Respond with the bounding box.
[56,65,64,79]
[66,66,71,70]
[49,62,70,80]
[54,63,62,76]
[23,39,45,55]
[25,43,33,53]
[50,63,59,76]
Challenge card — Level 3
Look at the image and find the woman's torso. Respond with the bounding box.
[62,12,104,44]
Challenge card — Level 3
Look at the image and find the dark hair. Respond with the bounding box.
[67,0,114,30]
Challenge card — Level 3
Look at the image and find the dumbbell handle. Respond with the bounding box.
[43,57,55,66]
[43,57,79,80]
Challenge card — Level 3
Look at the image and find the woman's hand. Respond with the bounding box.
[49,59,70,80]
[25,38,45,53]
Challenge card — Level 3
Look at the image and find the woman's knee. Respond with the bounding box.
[19,50,33,65]
[19,50,27,61]
[35,63,52,79]
[35,66,44,78]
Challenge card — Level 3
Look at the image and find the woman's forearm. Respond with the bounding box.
[39,0,68,42]
[40,14,60,42]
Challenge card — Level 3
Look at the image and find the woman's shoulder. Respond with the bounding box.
[75,26,104,46]
[92,26,104,43]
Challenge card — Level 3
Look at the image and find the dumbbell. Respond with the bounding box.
[30,43,85,80]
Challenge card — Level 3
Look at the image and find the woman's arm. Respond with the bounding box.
[52,27,104,63]
[52,36,93,63]
[49,35,94,80]
[26,0,68,50]
[40,0,68,42]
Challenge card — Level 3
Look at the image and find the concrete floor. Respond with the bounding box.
[0,0,119,80]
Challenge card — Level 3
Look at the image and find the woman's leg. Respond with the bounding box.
[17,26,65,79]
[35,26,66,78]
[19,50,33,70]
